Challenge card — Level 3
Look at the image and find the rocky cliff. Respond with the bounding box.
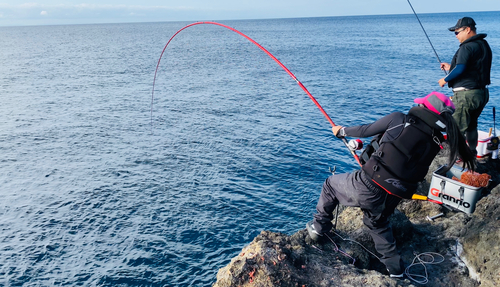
[212,150,500,287]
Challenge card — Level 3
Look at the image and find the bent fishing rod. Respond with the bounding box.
[406,0,447,75]
[152,21,437,203]
[151,21,361,165]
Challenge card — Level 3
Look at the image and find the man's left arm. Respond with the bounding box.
[439,64,466,87]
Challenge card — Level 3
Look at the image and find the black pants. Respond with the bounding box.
[312,169,404,274]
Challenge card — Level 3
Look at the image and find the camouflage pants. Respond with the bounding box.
[452,88,489,151]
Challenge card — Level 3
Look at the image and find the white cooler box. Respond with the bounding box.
[427,165,483,214]
[476,130,493,158]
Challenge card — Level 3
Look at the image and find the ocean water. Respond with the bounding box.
[0,11,499,286]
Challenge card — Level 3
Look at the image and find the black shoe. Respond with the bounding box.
[306,221,323,242]
[387,262,405,279]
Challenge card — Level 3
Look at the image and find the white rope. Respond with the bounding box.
[330,230,445,284]
[405,252,445,284]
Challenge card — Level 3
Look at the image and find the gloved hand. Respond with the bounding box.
[332,126,345,138]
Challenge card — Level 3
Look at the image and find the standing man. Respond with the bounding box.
[439,17,492,155]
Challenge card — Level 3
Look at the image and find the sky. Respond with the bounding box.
[0,0,499,26]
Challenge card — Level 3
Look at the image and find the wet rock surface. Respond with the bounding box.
[213,151,500,287]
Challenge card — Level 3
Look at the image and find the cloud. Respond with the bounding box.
[0,3,215,23]
[20,3,41,9]
[2,3,178,10]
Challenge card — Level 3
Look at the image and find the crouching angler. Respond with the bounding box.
[306,91,475,277]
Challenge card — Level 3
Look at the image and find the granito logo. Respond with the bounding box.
[429,188,471,208]
[430,188,440,197]
[385,178,407,191]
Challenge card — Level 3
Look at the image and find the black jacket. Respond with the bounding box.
[345,107,445,198]
[449,34,492,89]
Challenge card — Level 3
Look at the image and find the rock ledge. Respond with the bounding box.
[213,155,500,287]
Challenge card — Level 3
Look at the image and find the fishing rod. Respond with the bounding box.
[494,107,496,136]
[152,21,440,204]
[151,21,361,165]
[490,107,499,159]
[406,0,447,75]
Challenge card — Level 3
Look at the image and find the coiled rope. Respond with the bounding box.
[325,230,445,284]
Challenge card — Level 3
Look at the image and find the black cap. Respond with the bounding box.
[448,17,476,31]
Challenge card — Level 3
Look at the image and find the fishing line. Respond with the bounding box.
[151,21,361,165]
[151,21,438,204]
[406,0,447,75]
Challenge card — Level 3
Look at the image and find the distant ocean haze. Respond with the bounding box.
[0,11,498,286]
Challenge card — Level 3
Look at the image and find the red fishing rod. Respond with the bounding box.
[151,21,361,165]
[152,21,441,204]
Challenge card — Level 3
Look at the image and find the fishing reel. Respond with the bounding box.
[348,139,364,151]
[487,136,499,151]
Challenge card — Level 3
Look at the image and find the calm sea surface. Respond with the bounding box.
[0,11,499,286]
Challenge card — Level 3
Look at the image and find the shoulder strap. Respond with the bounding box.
[360,133,383,165]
